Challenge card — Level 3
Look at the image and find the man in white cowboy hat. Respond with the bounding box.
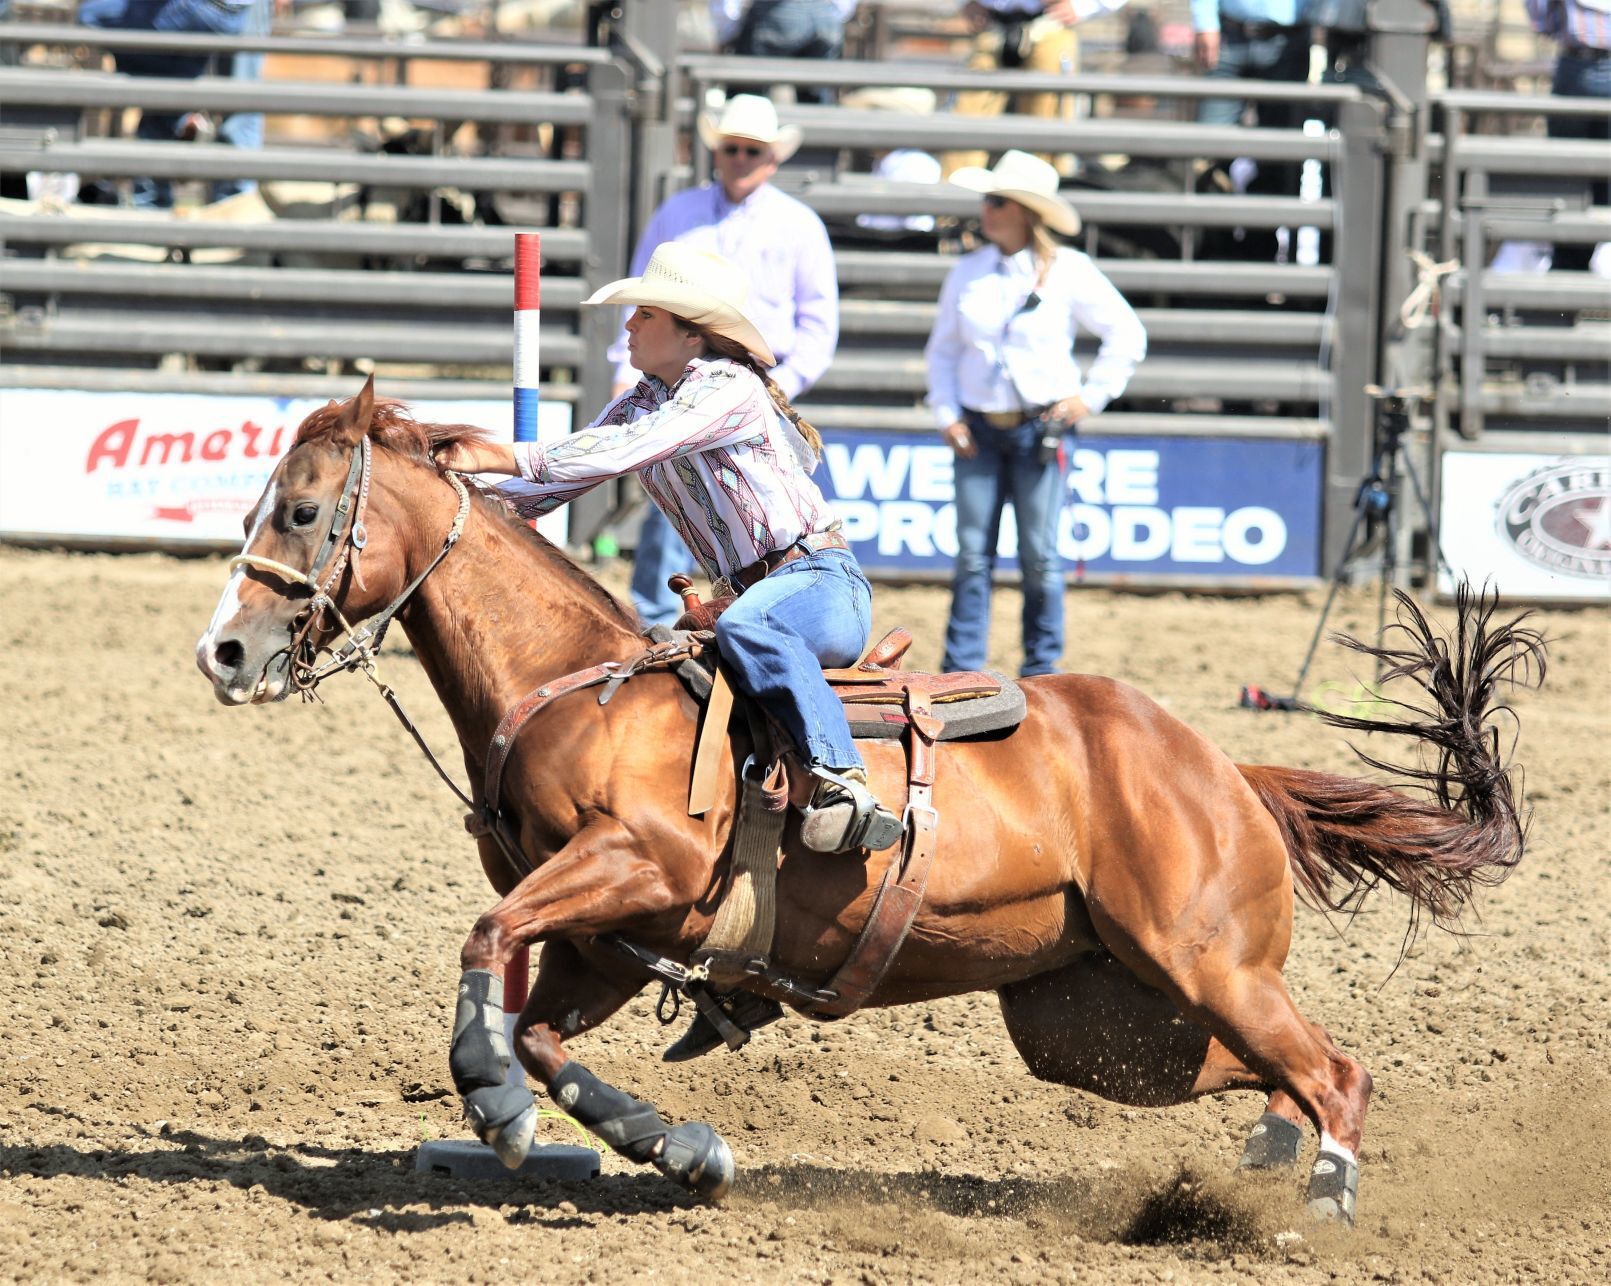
[614,93,840,629]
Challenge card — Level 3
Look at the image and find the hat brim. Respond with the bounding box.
[584,275,777,368]
[696,113,803,165]
[949,168,1082,236]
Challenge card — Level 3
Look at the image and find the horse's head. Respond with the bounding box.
[195,377,460,705]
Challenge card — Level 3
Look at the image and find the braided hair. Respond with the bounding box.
[679,323,824,460]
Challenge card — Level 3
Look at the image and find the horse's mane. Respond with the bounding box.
[296,396,638,630]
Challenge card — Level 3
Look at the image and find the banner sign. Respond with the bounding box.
[816,430,1323,579]
[1437,451,1611,602]
[0,390,572,548]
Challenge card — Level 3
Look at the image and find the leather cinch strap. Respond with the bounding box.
[804,684,941,1020]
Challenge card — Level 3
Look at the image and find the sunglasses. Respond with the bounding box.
[719,142,767,159]
[983,194,1015,210]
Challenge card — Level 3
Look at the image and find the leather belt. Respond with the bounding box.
[1222,18,1305,39]
[1562,44,1611,62]
[716,528,850,598]
[965,406,1047,430]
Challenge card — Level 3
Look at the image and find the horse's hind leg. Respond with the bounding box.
[1000,951,1270,1107]
[1088,907,1372,1223]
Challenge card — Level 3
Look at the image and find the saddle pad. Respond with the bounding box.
[845,675,1025,742]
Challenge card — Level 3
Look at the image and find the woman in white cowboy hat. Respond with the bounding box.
[925,149,1147,678]
[437,241,899,861]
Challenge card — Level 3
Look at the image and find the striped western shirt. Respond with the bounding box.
[498,357,834,583]
[1526,0,1611,50]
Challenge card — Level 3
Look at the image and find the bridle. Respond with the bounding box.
[229,434,471,695]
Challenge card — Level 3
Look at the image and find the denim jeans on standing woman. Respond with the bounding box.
[715,548,871,771]
[941,413,1067,679]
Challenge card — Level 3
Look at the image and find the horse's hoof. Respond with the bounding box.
[1237,1111,1305,1171]
[655,1122,735,1203]
[490,1104,538,1170]
[1305,1149,1359,1226]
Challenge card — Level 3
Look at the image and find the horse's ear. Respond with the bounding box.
[332,374,375,447]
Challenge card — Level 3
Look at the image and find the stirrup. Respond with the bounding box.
[799,768,904,854]
[662,991,784,1063]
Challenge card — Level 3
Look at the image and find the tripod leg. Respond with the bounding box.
[1398,450,1454,580]
[1289,498,1371,701]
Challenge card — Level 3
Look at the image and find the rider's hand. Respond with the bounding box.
[941,420,977,459]
[435,441,518,475]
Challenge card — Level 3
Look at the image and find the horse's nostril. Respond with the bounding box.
[214,639,245,672]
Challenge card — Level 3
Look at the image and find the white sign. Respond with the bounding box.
[0,390,572,548]
[1438,451,1611,602]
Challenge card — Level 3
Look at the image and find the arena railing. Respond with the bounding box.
[0,22,631,539]
[669,51,1388,570]
[1431,89,1611,444]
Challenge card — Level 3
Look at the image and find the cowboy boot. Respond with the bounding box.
[799,766,903,854]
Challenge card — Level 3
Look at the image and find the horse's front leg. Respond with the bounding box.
[515,939,735,1201]
[447,821,734,1200]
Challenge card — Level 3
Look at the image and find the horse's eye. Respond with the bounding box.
[291,503,319,527]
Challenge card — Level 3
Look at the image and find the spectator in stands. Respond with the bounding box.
[710,1,859,104]
[1525,0,1610,273]
[944,1,1131,179]
[617,93,839,629]
[78,0,257,207]
[1191,2,1316,261]
[925,151,1146,677]
[210,0,277,205]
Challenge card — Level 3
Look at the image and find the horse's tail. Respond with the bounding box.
[1239,583,1546,939]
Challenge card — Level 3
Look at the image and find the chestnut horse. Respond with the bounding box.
[196,385,1541,1218]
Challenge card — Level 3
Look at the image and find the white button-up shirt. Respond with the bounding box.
[924,244,1148,429]
[498,357,834,583]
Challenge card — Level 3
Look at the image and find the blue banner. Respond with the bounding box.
[816,431,1323,579]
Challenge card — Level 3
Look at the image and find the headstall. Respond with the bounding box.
[229,435,471,695]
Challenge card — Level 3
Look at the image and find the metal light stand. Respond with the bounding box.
[1285,385,1452,700]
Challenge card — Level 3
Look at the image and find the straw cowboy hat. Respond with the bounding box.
[696,93,803,164]
[583,242,777,367]
[948,149,1082,236]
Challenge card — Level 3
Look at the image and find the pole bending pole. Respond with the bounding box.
[505,230,539,1083]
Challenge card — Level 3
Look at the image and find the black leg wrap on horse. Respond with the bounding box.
[653,1122,735,1202]
[1238,1112,1306,1171]
[462,1083,535,1137]
[449,968,511,1094]
[548,1061,670,1165]
[1307,1149,1360,1225]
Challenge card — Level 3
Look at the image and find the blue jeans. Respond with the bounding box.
[79,0,252,206]
[1195,26,1311,129]
[628,505,692,628]
[715,548,871,770]
[941,414,1067,678]
[732,0,845,106]
[212,0,268,201]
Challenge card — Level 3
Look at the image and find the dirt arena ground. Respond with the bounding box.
[2,545,1607,1284]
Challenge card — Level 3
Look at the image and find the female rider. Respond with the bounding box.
[438,242,900,858]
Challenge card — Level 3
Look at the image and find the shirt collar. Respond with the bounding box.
[712,182,770,215]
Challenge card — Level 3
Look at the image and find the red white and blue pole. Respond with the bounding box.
[505,231,539,1084]
[513,231,541,444]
